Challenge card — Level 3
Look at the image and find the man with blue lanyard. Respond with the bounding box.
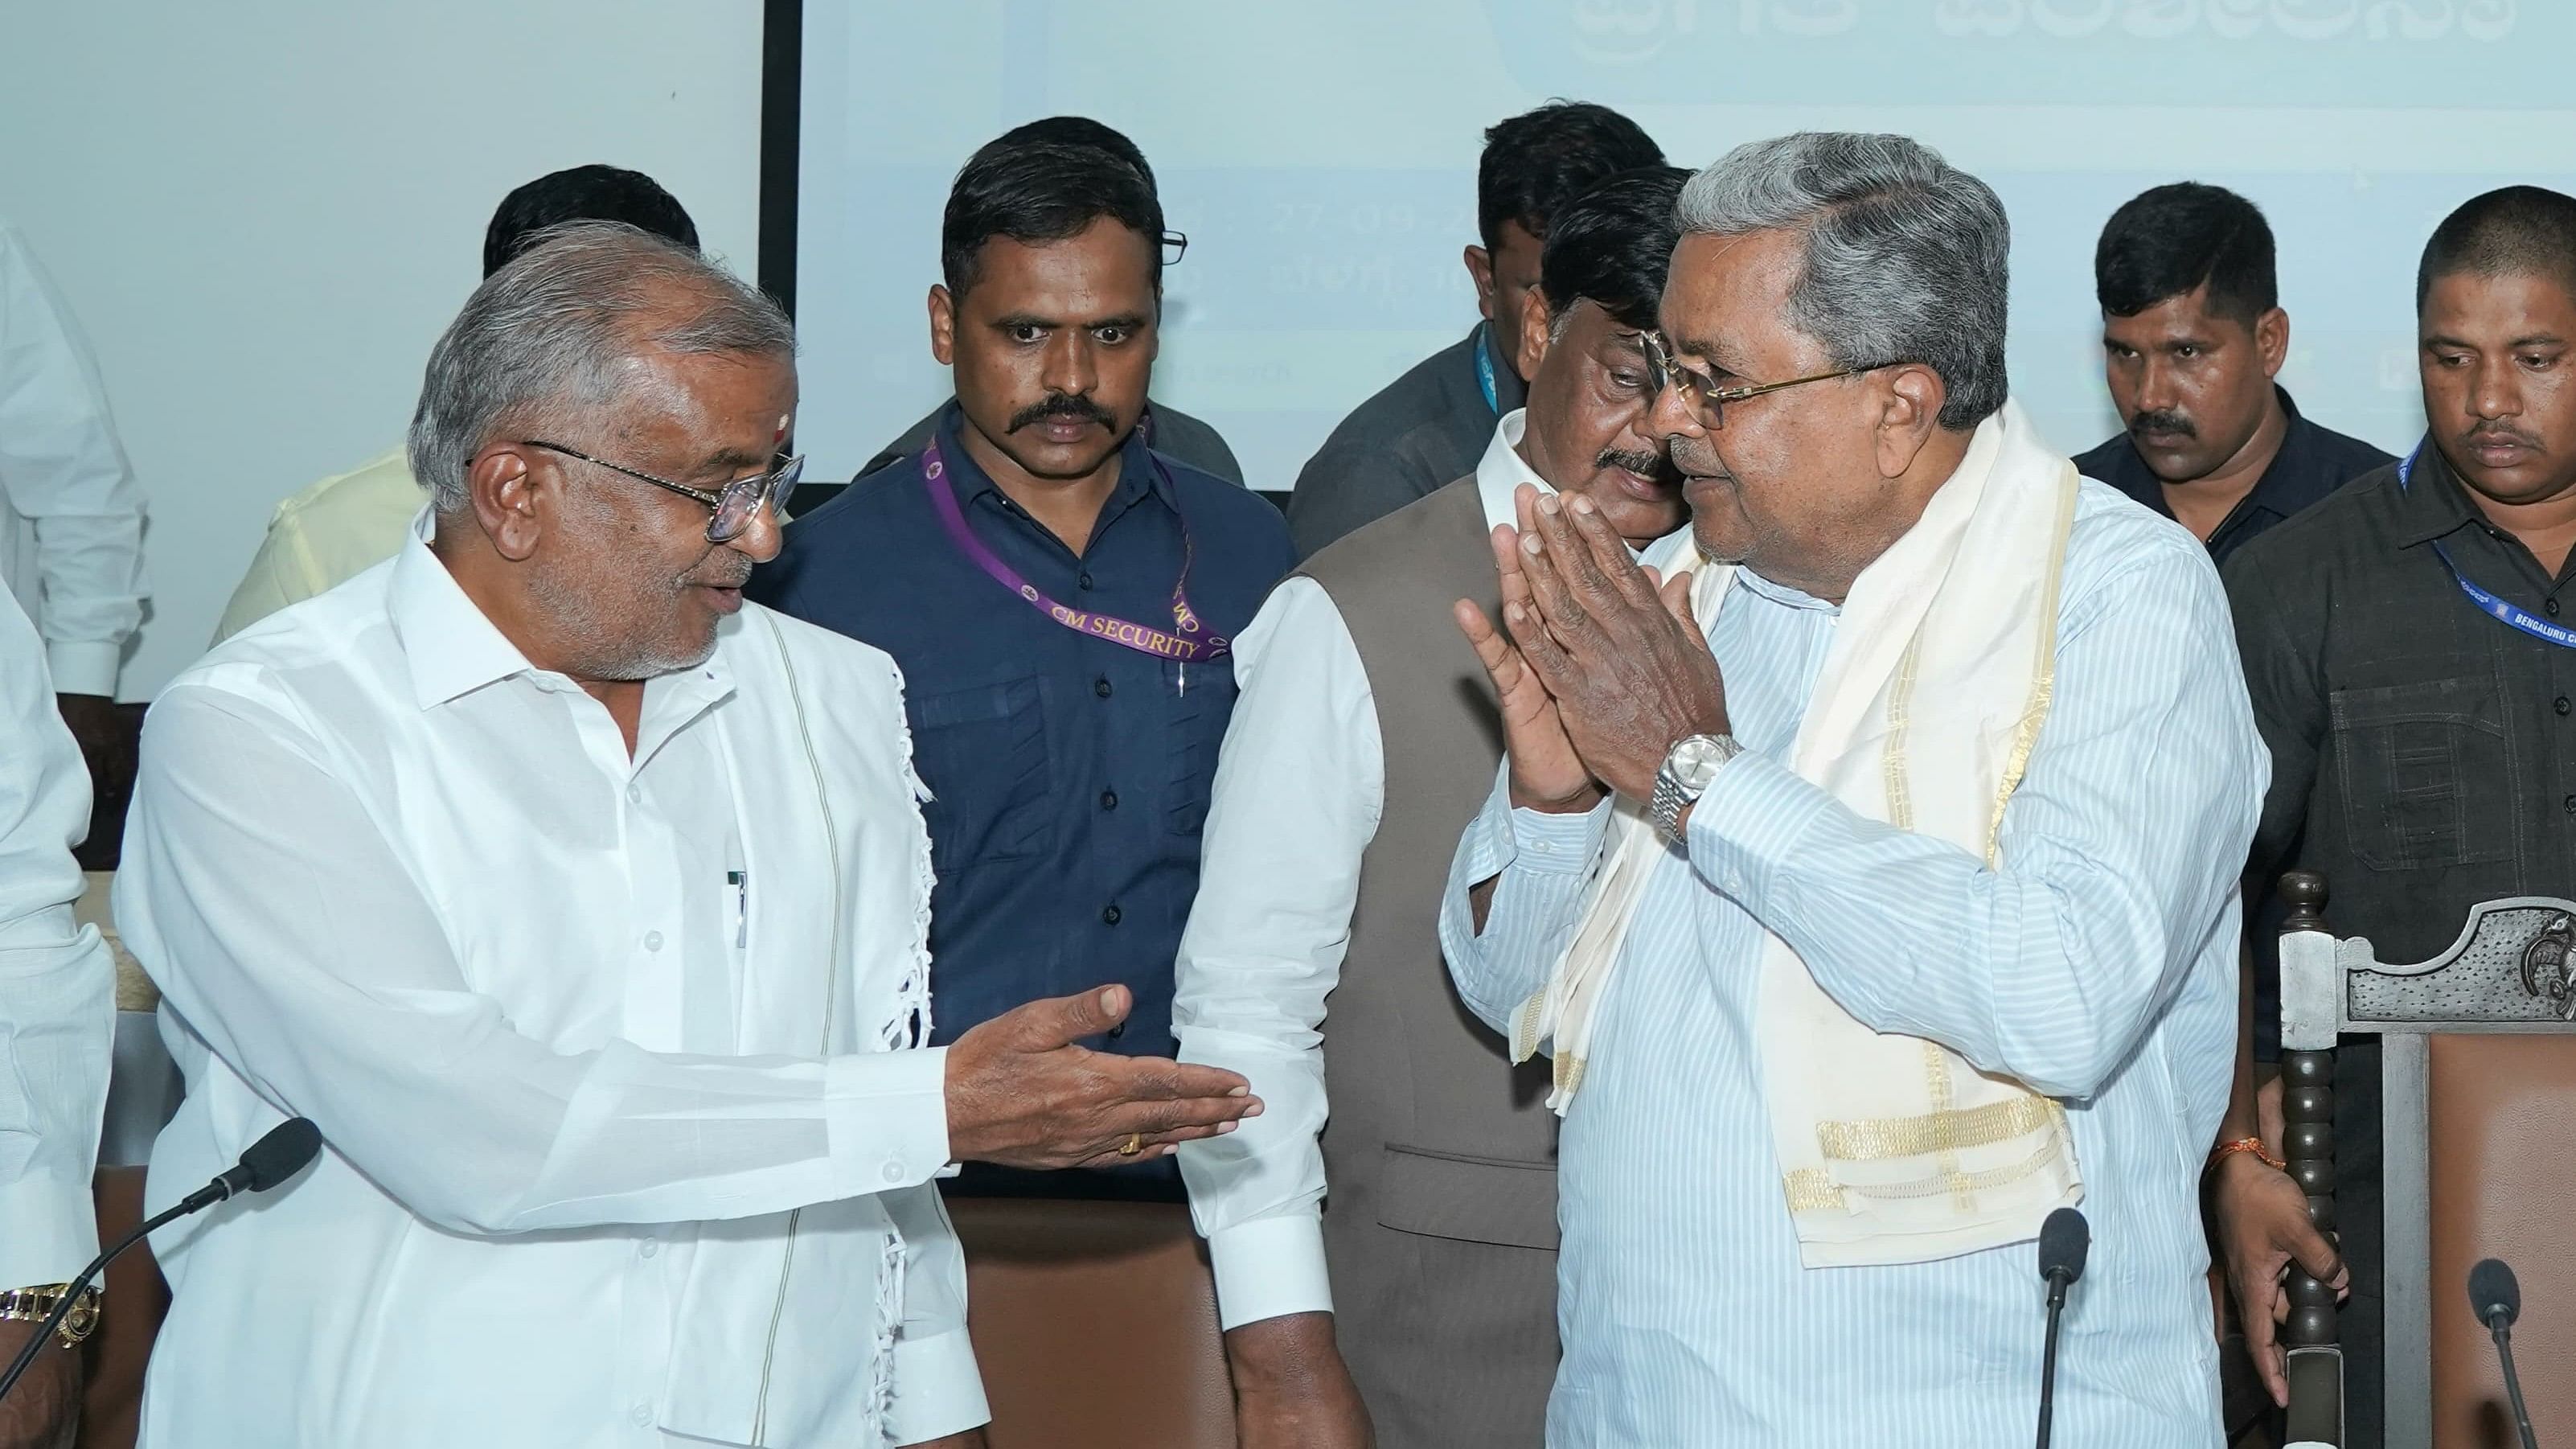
[1284,102,1666,558]
[2213,184,2576,1449]
[752,128,1294,1201]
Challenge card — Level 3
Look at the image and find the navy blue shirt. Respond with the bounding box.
[751,409,1294,1071]
[2072,386,2392,565]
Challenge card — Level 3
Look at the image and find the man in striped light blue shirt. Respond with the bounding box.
[1439,133,2265,1446]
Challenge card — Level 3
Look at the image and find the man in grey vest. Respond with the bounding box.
[1174,166,1691,1449]
[1282,103,1667,557]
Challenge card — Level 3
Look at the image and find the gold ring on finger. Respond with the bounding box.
[1118,1132,1143,1157]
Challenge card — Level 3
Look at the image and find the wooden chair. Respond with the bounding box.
[2276,870,2576,1447]
[947,1197,1237,1449]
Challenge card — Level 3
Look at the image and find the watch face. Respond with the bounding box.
[1668,734,1733,790]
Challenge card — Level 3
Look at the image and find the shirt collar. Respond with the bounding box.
[1474,409,1550,531]
[1733,566,1842,615]
[388,511,739,716]
[390,515,543,709]
[2390,437,2485,548]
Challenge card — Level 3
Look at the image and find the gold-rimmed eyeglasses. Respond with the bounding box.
[1639,331,1883,429]
[523,440,802,544]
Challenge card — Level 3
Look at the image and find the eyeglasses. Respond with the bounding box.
[1639,331,1881,429]
[522,440,803,544]
[1161,231,1188,265]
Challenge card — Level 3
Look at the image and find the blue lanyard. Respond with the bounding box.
[1473,327,1499,415]
[2398,442,2576,650]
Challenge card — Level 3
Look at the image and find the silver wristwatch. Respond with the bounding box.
[1649,733,1742,843]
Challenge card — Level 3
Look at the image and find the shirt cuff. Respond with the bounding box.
[0,1176,101,1287]
[1684,751,1834,905]
[1208,1211,1334,1331]
[1507,802,1611,876]
[826,1045,954,1194]
[45,640,120,698]
[882,1324,991,1444]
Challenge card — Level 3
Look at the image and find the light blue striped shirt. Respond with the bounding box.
[1438,480,2265,1447]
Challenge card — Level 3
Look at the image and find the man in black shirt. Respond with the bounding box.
[2212,184,2576,1449]
[2074,183,2389,563]
[1284,101,1664,556]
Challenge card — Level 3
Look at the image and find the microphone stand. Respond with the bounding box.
[2035,1268,2072,1449]
[2488,1309,2540,1449]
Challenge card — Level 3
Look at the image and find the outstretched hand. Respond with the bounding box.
[945,987,1261,1170]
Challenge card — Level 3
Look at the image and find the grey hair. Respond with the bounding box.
[407,220,795,511]
[1676,133,2009,430]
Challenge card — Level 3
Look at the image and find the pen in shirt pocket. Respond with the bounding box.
[728,869,748,948]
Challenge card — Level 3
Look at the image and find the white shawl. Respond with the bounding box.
[1512,400,2086,1266]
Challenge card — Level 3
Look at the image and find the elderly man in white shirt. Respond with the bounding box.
[0,219,149,812]
[1442,133,2263,1446]
[0,589,115,1449]
[114,223,1259,1449]
[1174,166,1692,1449]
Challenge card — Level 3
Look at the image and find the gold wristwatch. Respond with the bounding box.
[0,1283,102,1350]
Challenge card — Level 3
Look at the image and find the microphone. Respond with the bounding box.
[0,1117,322,1406]
[2471,1258,2540,1449]
[2033,1206,2090,1449]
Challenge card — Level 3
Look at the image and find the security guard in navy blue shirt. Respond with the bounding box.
[753,127,1293,1198]
[2074,183,2389,564]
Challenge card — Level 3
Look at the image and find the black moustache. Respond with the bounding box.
[2466,426,2541,449]
[1595,449,1669,477]
[1007,396,1116,433]
[2128,411,2194,439]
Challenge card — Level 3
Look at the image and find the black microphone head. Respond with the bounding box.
[2471,1258,2523,1329]
[2037,1206,2090,1284]
[238,1118,322,1193]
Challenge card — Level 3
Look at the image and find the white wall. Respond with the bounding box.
[0,0,765,699]
[794,1,2576,494]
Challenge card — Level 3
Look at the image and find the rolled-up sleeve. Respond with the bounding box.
[115,686,954,1236]
[1681,537,2266,1100]
[0,589,112,1285]
[0,224,146,694]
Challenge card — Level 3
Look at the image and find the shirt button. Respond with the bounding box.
[630,1402,654,1427]
[2565,794,2576,817]
[626,782,642,805]
[1078,571,1095,590]
[1094,677,1114,699]
[1107,1022,1127,1040]
[638,1238,660,1259]
[2549,598,2563,618]
[1102,904,1122,925]
[643,930,664,952]
[1100,789,1119,811]
[881,1159,907,1184]
[2558,696,2572,716]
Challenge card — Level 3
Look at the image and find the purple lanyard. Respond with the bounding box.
[921,437,1229,663]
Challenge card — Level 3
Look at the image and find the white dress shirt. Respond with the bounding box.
[117,525,984,1447]
[0,586,113,1287]
[1174,411,1688,1328]
[1438,485,2261,1446]
[0,220,146,697]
